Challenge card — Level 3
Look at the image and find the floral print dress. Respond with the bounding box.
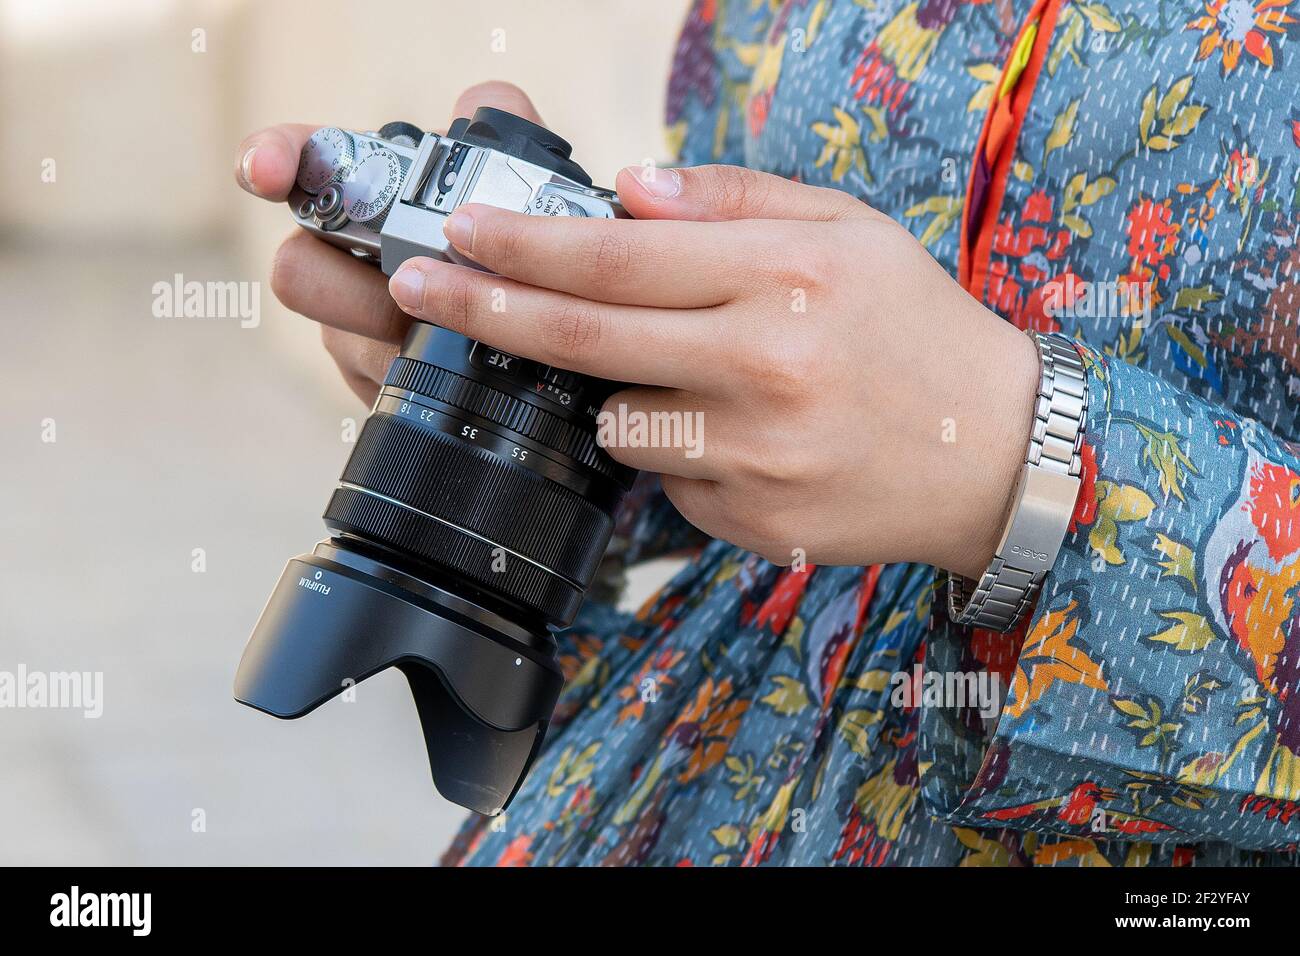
[443,0,1300,866]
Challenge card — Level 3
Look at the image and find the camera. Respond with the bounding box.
[233,109,636,815]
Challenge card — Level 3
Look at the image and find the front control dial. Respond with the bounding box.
[296,127,355,195]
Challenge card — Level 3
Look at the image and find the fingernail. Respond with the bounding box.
[444,209,475,251]
[239,146,258,189]
[626,165,681,200]
[389,267,426,311]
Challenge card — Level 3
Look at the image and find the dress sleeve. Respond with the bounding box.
[919,336,1300,850]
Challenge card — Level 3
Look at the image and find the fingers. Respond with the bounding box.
[235,123,321,200]
[387,258,723,390]
[658,474,731,541]
[442,204,758,306]
[235,80,541,202]
[269,230,412,344]
[321,325,399,405]
[598,387,714,478]
[615,163,881,223]
[451,80,544,125]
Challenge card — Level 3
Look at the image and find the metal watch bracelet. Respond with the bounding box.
[947,330,1089,632]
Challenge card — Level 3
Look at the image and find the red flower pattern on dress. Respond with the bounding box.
[1186,0,1296,76]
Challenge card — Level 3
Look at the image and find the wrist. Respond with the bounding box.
[945,329,1091,632]
[930,321,1042,580]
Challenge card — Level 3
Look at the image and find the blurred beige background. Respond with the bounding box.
[0,0,689,864]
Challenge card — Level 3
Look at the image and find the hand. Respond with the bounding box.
[232,81,548,403]
[385,165,1041,578]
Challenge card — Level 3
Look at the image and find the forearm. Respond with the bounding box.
[922,341,1300,848]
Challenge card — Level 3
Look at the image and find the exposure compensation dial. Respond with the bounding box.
[296,127,355,194]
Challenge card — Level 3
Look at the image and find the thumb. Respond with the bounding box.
[615,163,877,223]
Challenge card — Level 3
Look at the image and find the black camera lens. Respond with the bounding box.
[235,322,634,814]
[235,111,637,816]
[327,323,634,627]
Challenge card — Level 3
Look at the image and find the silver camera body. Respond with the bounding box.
[289,113,625,276]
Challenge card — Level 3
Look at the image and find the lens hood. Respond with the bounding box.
[234,541,564,815]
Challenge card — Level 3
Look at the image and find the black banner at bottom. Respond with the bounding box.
[0,865,1282,941]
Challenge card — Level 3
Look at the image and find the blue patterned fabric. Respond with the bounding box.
[443,0,1300,865]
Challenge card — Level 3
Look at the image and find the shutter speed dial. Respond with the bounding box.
[296,127,355,195]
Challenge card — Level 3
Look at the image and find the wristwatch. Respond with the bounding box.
[947,330,1089,632]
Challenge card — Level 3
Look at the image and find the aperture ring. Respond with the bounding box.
[384,357,630,484]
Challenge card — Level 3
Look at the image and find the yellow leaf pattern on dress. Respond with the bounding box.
[1088,480,1156,565]
[1007,600,1106,719]
[811,106,871,182]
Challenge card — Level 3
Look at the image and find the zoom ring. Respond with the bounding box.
[384,357,630,483]
[325,413,608,606]
[340,413,612,582]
